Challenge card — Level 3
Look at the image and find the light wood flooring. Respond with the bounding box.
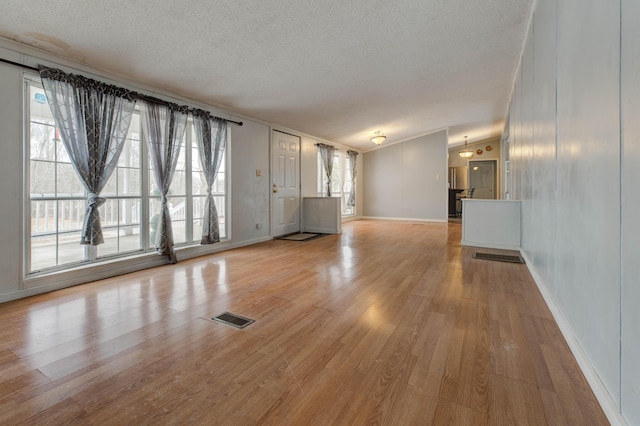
[0,220,609,425]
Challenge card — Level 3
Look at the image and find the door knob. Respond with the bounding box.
[273,188,278,193]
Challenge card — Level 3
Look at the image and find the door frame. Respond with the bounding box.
[270,129,301,237]
[468,159,498,199]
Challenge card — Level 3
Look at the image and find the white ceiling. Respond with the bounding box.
[0,0,532,151]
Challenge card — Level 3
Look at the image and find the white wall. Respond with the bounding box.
[228,117,271,242]
[0,61,23,298]
[0,40,362,303]
[300,136,318,198]
[509,0,638,423]
[621,0,640,422]
[363,130,448,221]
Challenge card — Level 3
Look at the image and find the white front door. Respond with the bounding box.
[271,130,300,236]
[469,160,497,199]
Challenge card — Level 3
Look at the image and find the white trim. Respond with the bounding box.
[175,236,272,262]
[361,216,447,223]
[520,250,627,426]
[341,215,362,224]
[461,241,521,251]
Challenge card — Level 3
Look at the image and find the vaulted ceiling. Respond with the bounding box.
[0,0,532,151]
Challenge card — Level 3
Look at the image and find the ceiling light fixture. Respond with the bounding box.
[370,131,386,145]
[459,136,473,158]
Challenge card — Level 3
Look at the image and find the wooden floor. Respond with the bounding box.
[0,220,609,425]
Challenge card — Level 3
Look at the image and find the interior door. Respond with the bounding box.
[468,160,496,199]
[271,130,300,236]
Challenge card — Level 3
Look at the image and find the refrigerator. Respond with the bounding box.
[448,166,468,190]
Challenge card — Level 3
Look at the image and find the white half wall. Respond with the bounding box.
[363,130,448,221]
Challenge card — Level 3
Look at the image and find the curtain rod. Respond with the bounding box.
[0,57,243,126]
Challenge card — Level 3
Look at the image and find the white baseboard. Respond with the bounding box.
[519,250,627,426]
[361,216,448,223]
[461,241,521,251]
[175,236,273,262]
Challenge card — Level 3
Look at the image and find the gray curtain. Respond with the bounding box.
[317,143,336,196]
[192,110,227,244]
[39,66,136,245]
[141,101,189,262]
[346,150,358,207]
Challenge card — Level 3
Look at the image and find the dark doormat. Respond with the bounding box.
[277,233,325,241]
[211,312,255,329]
[473,252,525,263]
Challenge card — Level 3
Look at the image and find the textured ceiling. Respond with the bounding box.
[0,0,532,151]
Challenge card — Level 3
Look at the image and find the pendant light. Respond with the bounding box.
[459,136,473,158]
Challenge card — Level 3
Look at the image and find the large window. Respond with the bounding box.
[26,78,228,275]
[317,150,354,216]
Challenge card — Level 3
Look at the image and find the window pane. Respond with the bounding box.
[149,197,162,247]
[101,174,117,197]
[192,171,207,195]
[192,197,204,243]
[29,85,54,120]
[96,198,142,258]
[99,227,120,257]
[120,198,140,228]
[58,199,85,233]
[57,231,86,266]
[98,199,119,229]
[30,121,56,161]
[149,196,187,245]
[30,234,58,271]
[331,155,342,196]
[191,146,202,172]
[118,119,141,168]
[117,167,140,196]
[169,196,186,244]
[169,144,187,196]
[56,163,85,196]
[119,225,142,253]
[30,160,55,195]
[212,173,225,194]
[31,200,56,236]
[214,195,226,239]
[170,170,187,196]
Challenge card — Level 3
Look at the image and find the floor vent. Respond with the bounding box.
[211,312,255,329]
[473,252,525,264]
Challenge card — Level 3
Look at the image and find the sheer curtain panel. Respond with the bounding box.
[141,101,189,262]
[346,150,358,207]
[192,109,227,244]
[317,143,336,196]
[39,66,136,245]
